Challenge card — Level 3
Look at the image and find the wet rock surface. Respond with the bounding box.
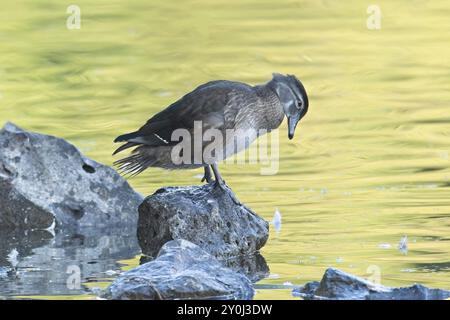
[139,251,270,284]
[137,184,269,259]
[103,239,254,300]
[223,253,270,283]
[293,268,450,300]
[0,122,143,231]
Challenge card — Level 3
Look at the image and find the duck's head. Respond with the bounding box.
[270,73,309,140]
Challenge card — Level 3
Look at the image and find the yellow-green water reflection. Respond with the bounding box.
[1,0,450,299]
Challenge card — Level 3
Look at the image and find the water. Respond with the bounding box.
[1,0,450,299]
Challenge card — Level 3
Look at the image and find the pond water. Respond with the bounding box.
[0,0,449,299]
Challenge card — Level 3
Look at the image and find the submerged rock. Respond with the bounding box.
[103,239,254,300]
[137,184,269,259]
[0,122,142,231]
[293,268,450,300]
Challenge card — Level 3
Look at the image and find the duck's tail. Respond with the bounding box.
[113,146,157,177]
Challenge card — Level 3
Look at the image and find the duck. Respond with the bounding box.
[113,73,309,190]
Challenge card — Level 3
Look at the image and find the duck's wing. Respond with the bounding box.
[114,81,252,153]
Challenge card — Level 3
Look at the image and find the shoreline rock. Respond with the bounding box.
[137,184,269,260]
[103,240,254,300]
[0,122,143,232]
[293,268,450,300]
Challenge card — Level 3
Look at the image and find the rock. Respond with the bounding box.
[103,239,254,300]
[0,179,54,230]
[139,251,270,283]
[0,229,52,266]
[292,268,450,300]
[0,122,143,231]
[223,253,270,283]
[137,184,269,259]
[312,268,388,300]
[368,284,450,300]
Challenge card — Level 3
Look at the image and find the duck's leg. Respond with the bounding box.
[211,163,225,186]
[201,165,213,183]
[211,163,241,205]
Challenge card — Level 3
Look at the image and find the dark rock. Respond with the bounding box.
[0,179,53,230]
[223,253,270,283]
[137,184,269,259]
[0,122,142,231]
[313,268,385,300]
[0,229,52,266]
[292,268,450,300]
[103,239,254,300]
[368,284,450,300]
[299,281,320,296]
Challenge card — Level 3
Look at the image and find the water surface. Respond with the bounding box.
[0,0,449,299]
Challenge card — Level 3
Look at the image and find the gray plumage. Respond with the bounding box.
[113,73,309,183]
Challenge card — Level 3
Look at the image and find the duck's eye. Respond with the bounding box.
[297,101,303,109]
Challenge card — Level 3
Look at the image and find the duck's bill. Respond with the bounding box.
[288,114,300,140]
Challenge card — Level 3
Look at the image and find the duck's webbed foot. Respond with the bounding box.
[211,163,241,206]
[201,166,213,183]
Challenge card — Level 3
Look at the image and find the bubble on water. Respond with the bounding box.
[268,273,280,279]
[417,184,438,189]
[158,91,172,97]
[336,257,344,263]
[271,208,282,233]
[302,54,313,62]
[400,268,416,273]
[438,151,448,160]
[104,270,118,276]
[378,243,392,249]
[283,281,293,286]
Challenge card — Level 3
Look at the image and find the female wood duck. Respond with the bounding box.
[114,73,309,189]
